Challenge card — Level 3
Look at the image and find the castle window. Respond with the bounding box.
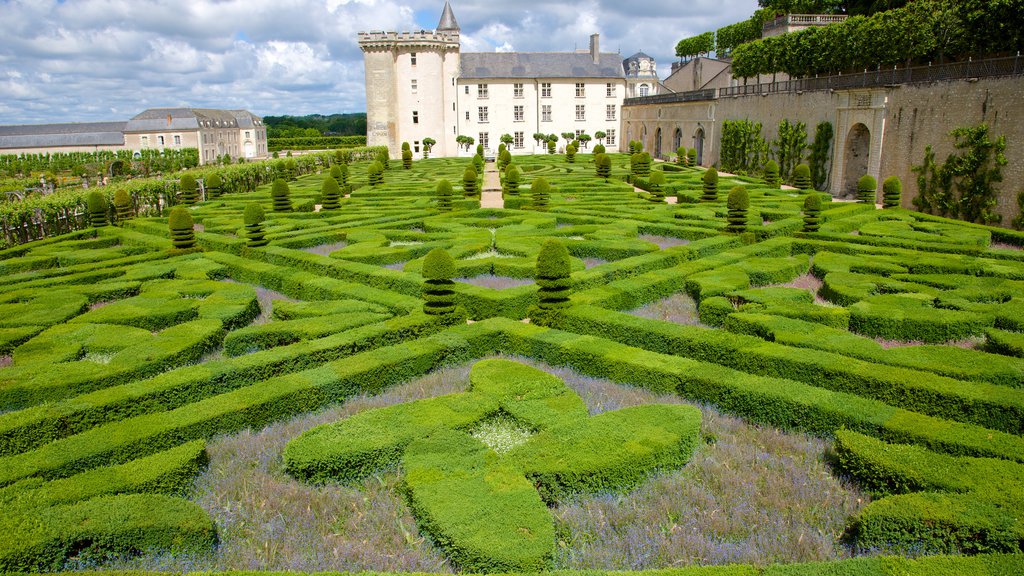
[411,79,417,93]
[477,84,489,98]
[541,105,551,122]
[141,136,149,148]
[513,105,524,122]
[478,106,488,123]
[244,132,249,140]
[174,135,181,146]
[479,132,489,149]
[606,83,615,97]
[465,85,469,94]
[606,105,616,121]
[541,83,551,98]
[466,111,470,121]
[514,131,524,149]
[414,141,420,153]
[639,84,650,96]
[607,129,616,145]
[410,53,417,66]
[158,135,165,146]
[514,83,524,98]
[576,83,585,97]
[576,105,585,121]
[413,111,419,124]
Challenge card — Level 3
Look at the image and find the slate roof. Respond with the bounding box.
[0,122,126,149]
[123,108,262,133]
[624,51,654,63]
[460,52,626,79]
[437,1,460,31]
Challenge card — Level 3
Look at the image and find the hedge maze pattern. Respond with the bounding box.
[1,152,1024,574]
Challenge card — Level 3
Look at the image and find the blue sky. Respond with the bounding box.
[0,0,758,124]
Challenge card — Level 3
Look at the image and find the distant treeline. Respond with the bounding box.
[263,113,367,138]
[267,136,367,152]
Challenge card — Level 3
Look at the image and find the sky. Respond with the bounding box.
[0,0,759,125]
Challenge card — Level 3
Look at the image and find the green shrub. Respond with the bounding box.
[167,207,196,250]
[592,143,606,155]
[284,158,297,179]
[86,191,108,228]
[401,142,412,169]
[498,148,511,171]
[726,186,749,233]
[436,179,454,212]
[271,178,292,212]
[698,296,735,327]
[531,177,550,211]
[204,173,223,199]
[532,239,572,325]
[502,165,521,196]
[677,146,688,167]
[648,170,666,202]
[883,176,902,208]
[547,140,556,154]
[701,168,719,202]
[367,161,384,186]
[224,311,390,356]
[473,153,484,173]
[803,194,822,232]
[630,152,651,177]
[320,174,342,210]
[112,189,132,224]
[243,203,268,248]
[595,153,611,180]
[687,148,697,166]
[565,144,577,164]
[374,149,389,170]
[793,163,811,190]
[763,159,780,188]
[178,174,199,204]
[858,175,877,204]
[463,166,479,197]
[334,162,349,187]
[422,248,458,317]
[849,294,992,344]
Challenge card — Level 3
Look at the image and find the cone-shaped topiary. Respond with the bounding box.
[803,194,822,232]
[275,159,287,179]
[648,170,666,202]
[462,166,479,197]
[793,164,811,190]
[763,160,780,188]
[113,189,133,224]
[630,152,651,177]
[547,140,556,155]
[503,165,521,196]
[473,153,484,173]
[179,174,199,205]
[857,174,877,204]
[882,176,902,208]
[629,140,643,155]
[531,177,550,211]
[367,161,384,186]
[593,143,606,155]
[595,153,611,180]
[284,158,297,180]
[168,206,196,249]
[243,203,268,247]
[205,173,223,198]
[436,179,454,211]
[499,148,512,171]
[375,149,389,170]
[687,148,697,166]
[726,186,749,233]
[476,144,484,158]
[271,178,292,212]
[422,248,458,316]
[534,238,573,320]
[330,165,342,181]
[565,144,577,164]
[320,174,342,210]
[701,168,719,202]
[87,191,108,227]
[334,162,349,189]
[677,146,688,167]
[402,142,413,169]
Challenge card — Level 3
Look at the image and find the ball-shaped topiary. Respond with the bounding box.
[86,191,108,227]
[168,206,196,249]
[462,166,479,197]
[179,174,199,205]
[701,168,719,202]
[595,153,612,180]
[367,161,384,186]
[726,186,749,233]
[271,178,292,212]
[113,189,133,224]
[648,170,666,202]
[793,164,811,190]
[593,143,606,155]
[503,165,521,196]
[882,176,902,208]
[534,239,573,319]
[320,174,342,210]
[436,179,454,212]
[565,144,577,164]
[243,203,268,247]
[531,177,551,211]
[205,173,223,198]
[547,140,556,155]
[857,174,877,204]
[422,248,458,316]
[802,193,822,233]
[763,160,780,188]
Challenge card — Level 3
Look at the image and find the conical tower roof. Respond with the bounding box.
[437,1,460,32]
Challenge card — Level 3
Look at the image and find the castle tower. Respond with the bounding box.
[358,2,461,158]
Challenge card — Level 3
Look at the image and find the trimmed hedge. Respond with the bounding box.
[223,311,391,356]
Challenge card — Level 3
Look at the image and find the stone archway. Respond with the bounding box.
[694,127,705,166]
[842,123,871,198]
[654,128,662,158]
[673,128,683,153]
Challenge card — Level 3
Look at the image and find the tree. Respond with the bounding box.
[321,174,342,210]
[802,193,822,232]
[271,178,292,212]
[565,144,577,164]
[595,153,612,180]
[595,131,607,145]
[422,248,459,317]
[726,187,750,233]
[367,161,384,186]
[168,206,196,250]
[436,179,454,212]
[531,177,551,210]
[243,203,268,247]
[463,166,479,197]
[86,191,108,227]
[533,133,547,146]
[532,239,573,325]
[113,189,133,224]
[422,137,436,158]
[701,168,719,202]
[792,164,812,190]
[503,166,521,196]
[500,134,514,147]
[179,174,199,205]
[857,175,877,203]
[772,119,807,182]
[648,170,666,202]
[675,31,715,59]
[205,173,223,198]
[561,132,575,146]
[401,142,413,169]
[882,176,902,208]
[809,122,833,191]
[578,134,591,149]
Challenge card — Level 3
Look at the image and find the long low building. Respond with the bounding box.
[0,108,269,165]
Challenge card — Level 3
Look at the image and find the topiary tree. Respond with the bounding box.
[375,149,389,170]
[422,248,458,317]
[436,179,454,212]
[532,239,573,325]
[168,206,196,250]
[531,177,550,211]
[595,153,611,180]
[401,142,413,169]
[593,143,606,155]
[565,144,577,164]
[179,174,199,205]
[701,168,719,202]
[368,161,384,186]
[473,153,484,173]
[476,143,484,157]
[498,148,512,171]
[243,203,268,248]
[205,173,223,198]
[802,193,822,233]
[857,174,877,204]
[547,139,556,155]
[595,131,607,145]
[677,146,689,167]
[334,162,349,191]
[726,186,749,233]
[113,189,133,224]
[763,160,780,188]
[422,137,436,158]
[793,163,811,190]
[882,176,902,208]
[687,148,698,167]
[629,140,643,155]
[284,158,298,180]
[463,166,479,197]
[648,170,666,202]
[630,152,651,178]
[320,174,342,210]
[503,165,521,196]
[271,178,292,212]
[500,133,514,148]
[86,191,108,227]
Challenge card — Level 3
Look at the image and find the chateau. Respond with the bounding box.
[359,2,660,158]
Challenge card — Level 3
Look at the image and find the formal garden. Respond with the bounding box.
[0,145,1022,576]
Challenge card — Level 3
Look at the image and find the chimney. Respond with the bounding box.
[590,34,600,64]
